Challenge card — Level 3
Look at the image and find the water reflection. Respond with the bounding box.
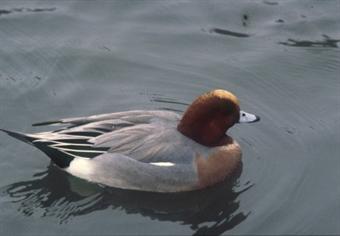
[2,164,251,235]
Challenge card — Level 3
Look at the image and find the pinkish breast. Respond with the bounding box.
[195,141,242,188]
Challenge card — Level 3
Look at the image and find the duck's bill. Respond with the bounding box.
[239,110,260,123]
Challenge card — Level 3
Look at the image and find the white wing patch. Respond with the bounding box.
[150,162,175,167]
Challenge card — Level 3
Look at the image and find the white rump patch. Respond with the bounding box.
[67,158,94,177]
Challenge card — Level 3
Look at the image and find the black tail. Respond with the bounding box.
[0,129,37,145]
[1,129,74,168]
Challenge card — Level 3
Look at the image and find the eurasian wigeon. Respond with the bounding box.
[1,89,259,192]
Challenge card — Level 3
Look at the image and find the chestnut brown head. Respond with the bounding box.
[177,89,259,147]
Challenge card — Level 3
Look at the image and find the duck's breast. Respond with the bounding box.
[195,140,242,188]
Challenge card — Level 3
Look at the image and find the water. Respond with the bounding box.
[0,0,339,235]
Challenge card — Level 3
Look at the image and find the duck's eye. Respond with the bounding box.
[242,113,246,117]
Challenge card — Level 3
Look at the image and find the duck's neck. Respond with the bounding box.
[177,109,232,147]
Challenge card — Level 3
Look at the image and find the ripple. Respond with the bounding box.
[279,35,340,48]
[0,7,56,16]
[208,28,251,38]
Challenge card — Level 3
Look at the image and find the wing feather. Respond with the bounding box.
[29,110,183,163]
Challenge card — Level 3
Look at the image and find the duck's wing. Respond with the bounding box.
[54,110,189,163]
[89,121,195,163]
[6,110,184,167]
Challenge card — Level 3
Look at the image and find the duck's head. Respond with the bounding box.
[177,89,260,147]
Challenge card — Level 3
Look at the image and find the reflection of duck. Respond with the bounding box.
[2,164,252,234]
[1,89,259,192]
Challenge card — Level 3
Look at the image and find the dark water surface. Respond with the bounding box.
[0,0,339,235]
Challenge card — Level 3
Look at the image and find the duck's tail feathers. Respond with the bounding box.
[0,129,37,145]
[1,129,74,168]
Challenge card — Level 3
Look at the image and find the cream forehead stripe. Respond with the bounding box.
[207,89,240,105]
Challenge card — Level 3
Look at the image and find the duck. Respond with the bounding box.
[1,89,259,192]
